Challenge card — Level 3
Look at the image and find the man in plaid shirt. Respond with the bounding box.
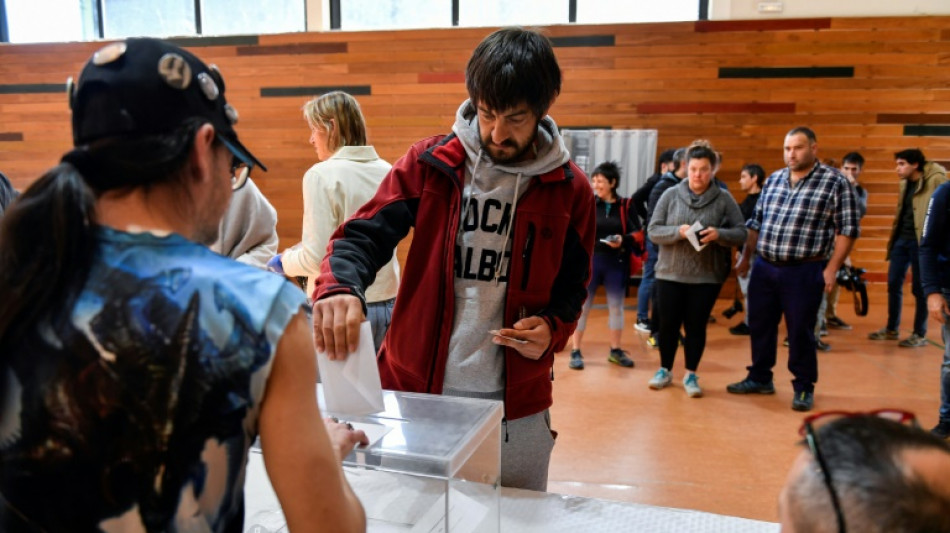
[727,127,860,411]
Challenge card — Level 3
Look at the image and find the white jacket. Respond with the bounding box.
[282,146,400,301]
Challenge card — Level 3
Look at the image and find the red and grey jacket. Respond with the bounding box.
[313,133,596,420]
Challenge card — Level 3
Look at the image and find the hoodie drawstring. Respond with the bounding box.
[494,172,522,286]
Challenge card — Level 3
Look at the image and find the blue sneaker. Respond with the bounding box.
[649,368,672,390]
[683,373,703,398]
[569,349,584,370]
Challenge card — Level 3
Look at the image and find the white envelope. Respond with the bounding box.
[316,321,385,415]
[685,221,709,252]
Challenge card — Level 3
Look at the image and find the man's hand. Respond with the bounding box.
[312,294,364,360]
[492,316,552,360]
[822,265,837,293]
[928,293,949,324]
[677,224,691,239]
[324,417,369,461]
[735,255,750,277]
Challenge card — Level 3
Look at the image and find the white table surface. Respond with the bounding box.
[243,452,779,533]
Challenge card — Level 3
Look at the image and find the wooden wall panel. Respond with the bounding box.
[1,15,949,288]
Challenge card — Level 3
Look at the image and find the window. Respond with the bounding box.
[6,0,90,43]
[339,0,450,31]
[575,0,699,23]
[202,0,305,36]
[102,0,194,39]
[458,0,569,27]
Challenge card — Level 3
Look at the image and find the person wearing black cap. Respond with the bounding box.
[0,38,366,531]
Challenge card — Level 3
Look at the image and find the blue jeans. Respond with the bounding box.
[747,259,825,393]
[636,240,658,322]
[940,293,950,422]
[367,298,395,354]
[887,237,927,336]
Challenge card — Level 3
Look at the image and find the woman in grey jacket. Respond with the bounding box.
[647,145,747,397]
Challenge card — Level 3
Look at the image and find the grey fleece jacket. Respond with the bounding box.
[648,179,747,284]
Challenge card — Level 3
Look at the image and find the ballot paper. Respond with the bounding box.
[316,321,385,415]
[685,221,709,252]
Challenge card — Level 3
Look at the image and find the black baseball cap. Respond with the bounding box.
[68,38,265,171]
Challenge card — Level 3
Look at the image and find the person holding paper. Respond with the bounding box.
[646,144,747,398]
[311,27,596,491]
[0,39,367,531]
[569,160,640,370]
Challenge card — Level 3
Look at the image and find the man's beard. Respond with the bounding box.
[479,131,537,165]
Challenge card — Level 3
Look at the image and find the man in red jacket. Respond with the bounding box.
[311,27,596,491]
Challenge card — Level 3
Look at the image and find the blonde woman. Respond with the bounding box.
[269,91,400,352]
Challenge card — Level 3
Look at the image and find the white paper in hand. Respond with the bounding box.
[685,221,709,252]
[316,321,385,415]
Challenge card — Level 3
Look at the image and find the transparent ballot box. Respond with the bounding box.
[325,386,502,533]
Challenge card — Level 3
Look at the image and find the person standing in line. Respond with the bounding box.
[268,91,400,353]
[868,148,947,348]
[310,27,596,491]
[569,161,639,370]
[824,151,868,331]
[727,127,859,412]
[632,148,676,333]
[646,145,747,397]
[641,147,687,346]
[920,180,950,439]
[728,163,764,336]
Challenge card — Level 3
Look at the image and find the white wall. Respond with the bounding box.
[710,0,950,20]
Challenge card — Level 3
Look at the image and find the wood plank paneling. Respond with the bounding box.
[1,16,949,282]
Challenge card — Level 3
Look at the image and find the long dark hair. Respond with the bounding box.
[0,119,204,354]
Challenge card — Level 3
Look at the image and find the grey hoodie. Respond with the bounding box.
[442,100,570,395]
[648,179,747,285]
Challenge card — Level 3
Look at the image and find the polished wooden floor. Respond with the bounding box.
[547,286,945,523]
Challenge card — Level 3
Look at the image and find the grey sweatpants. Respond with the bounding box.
[443,388,556,492]
[501,409,556,491]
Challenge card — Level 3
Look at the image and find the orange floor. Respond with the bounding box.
[547,285,945,523]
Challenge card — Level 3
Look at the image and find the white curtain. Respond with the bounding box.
[561,129,658,199]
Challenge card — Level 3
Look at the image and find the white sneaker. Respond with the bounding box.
[634,320,651,333]
[683,373,703,398]
[649,368,672,390]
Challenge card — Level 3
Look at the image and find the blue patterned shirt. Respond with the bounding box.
[1,227,307,532]
[748,162,860,262]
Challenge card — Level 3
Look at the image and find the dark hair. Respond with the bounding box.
[895,148,926,172]
[670,147,688,173]
[842,152,865,168]
[787,416,950,533]
[787,126,817,144]
[0,171,18,217]
[0,119,205,354]
[686,145,717,166]
[657,148,676,172]
[741,163,766,188]
[466,27,561,119]
[591,161,621,197]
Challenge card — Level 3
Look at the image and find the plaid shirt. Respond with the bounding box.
[749,162,860,262]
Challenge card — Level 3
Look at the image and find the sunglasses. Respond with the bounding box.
[797,409,918,533]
